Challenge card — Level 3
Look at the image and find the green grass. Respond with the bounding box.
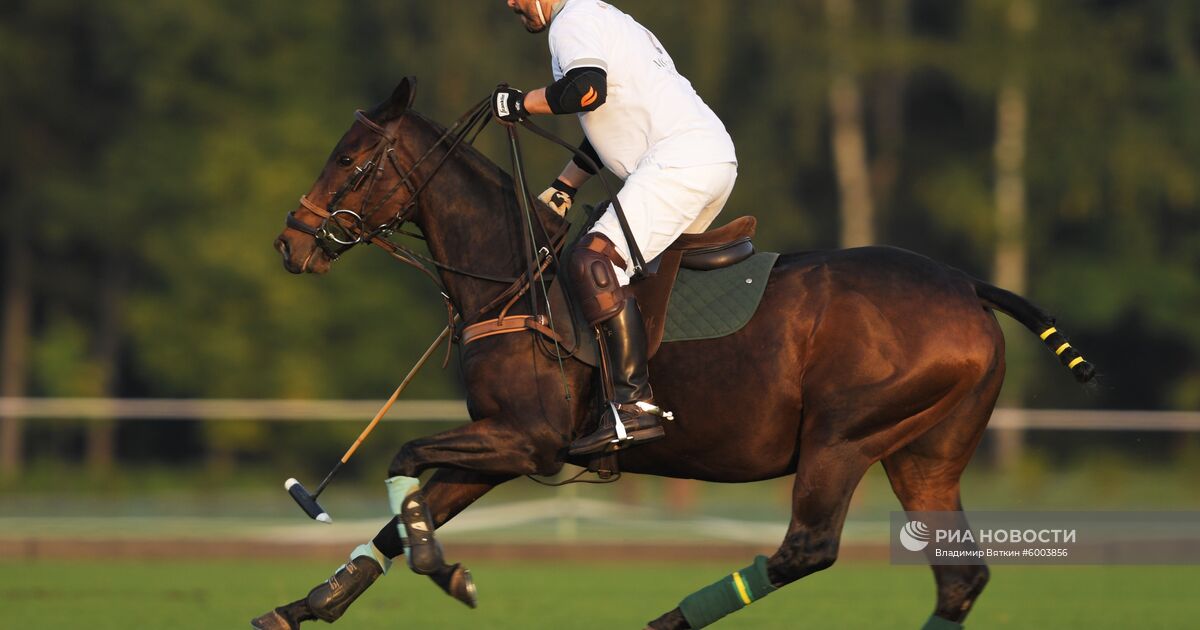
[3,559,1197,629]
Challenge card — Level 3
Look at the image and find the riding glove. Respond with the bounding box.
[491,85,527,123]
[537,179,577,217]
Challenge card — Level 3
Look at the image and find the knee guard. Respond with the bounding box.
[569,233,628,326]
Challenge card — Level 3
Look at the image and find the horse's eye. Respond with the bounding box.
[337,155,353,167]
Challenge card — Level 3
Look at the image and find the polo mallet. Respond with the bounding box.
[286,324,453,523]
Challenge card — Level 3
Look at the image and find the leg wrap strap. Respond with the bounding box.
[385,475,420,551]
[304,555,383,623]
[387,475,444,575]
[679,555,777,628]
[922,615,964,630]
[350,542,392,575]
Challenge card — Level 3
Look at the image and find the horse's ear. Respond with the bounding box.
[373,76,418,121]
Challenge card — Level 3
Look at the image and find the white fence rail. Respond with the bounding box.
[1,398,1199,431]
[0,398,468,422]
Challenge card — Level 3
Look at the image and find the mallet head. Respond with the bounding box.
[285,478,332,523]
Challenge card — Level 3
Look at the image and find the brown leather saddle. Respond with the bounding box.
[548,216,758,367]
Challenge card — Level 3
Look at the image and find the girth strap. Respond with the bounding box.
[460,315,563,346]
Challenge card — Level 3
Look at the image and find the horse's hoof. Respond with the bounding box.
[429,562,478,609]
[250,609,296,630]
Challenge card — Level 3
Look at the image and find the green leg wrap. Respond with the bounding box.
[679,555,778,629]
[350,542,392,575]
[922,614,964,630]
[385,475,420,551]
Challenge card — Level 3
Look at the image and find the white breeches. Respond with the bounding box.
[590,160,738,286]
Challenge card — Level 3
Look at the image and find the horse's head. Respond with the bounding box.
[275,77,418,274]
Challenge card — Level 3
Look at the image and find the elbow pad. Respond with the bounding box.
[546,67,608,115]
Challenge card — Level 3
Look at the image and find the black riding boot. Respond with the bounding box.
[250,556,383,629]
[569,297,668,456]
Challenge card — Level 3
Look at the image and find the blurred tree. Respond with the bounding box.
[0,0,1198,474]
[990,0,1035,468]
[0,225,31,479]
[826,0,878,247]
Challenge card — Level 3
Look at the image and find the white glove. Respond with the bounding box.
[537,179,577,217]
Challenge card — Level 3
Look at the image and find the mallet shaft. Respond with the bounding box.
[313,324,453,499]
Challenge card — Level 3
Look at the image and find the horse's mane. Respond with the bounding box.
[405,110,513,195]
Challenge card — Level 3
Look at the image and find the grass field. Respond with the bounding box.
[4,559,1197,629]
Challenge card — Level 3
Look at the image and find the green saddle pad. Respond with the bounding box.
[662,252,780,342]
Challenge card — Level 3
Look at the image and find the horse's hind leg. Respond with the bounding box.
[882,376,1001,629]
[646,445,874,629]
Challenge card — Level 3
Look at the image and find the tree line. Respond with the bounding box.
[1,0,1197,477]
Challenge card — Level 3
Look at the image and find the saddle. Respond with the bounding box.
[548,215,759,367]
[457,213,763,367]
[633,216,758,358]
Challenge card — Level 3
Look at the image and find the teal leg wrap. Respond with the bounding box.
[385,476,420,551]
[679,555,778,629]
[386,476,420,514]
[921,615,963,630]
[350,542,392,575]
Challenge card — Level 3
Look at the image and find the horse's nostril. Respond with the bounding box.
[276,237,290,259]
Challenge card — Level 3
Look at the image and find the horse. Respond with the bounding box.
[264,77,1095,629]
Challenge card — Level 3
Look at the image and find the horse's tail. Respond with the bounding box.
[973,279,1096,384]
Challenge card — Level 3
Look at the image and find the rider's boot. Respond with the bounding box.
[250,553,384,629]
[569,296,666,455]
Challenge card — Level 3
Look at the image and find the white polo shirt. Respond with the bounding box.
[548,0,737,180]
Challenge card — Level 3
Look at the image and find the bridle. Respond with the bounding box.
[285,98,504,281]
[283,97,575,361]
[282,93,640,363]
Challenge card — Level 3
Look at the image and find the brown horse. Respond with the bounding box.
[265,78,1094,629]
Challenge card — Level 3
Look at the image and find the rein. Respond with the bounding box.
[286,95,642,362]
[287,92,634,486]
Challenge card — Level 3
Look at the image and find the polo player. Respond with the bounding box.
[493,0,739,455]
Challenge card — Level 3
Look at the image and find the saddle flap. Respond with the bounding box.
[637,216,758,356]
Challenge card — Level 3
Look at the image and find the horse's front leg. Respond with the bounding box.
[380,467,517,608]
[389,416,565,479]
[251,467,513,629]
[384,417,564,583]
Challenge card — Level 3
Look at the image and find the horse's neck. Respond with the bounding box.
[402,115,551,318]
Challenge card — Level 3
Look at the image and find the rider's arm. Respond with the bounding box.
[522,88,553,116]
[556,157,593,189]
[524,67,608,116]
[556,135,602,188]
[538,137,601,216]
